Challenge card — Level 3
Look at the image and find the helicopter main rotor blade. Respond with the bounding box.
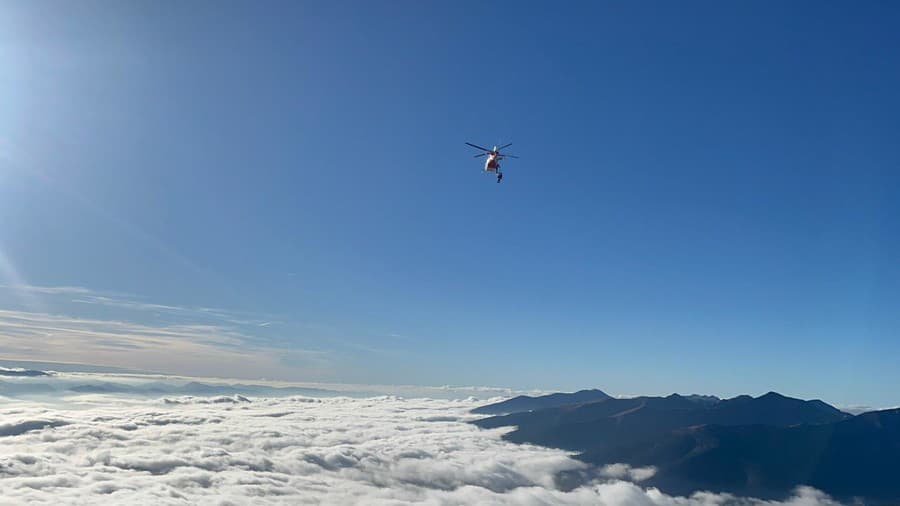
[499,154,519,159]
[497,143,513,150]
[465,142,491,152]
[473,153,487,158]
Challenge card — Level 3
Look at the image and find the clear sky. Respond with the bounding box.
[1,1,898,407]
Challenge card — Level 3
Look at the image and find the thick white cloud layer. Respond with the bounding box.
[0,389,841,505]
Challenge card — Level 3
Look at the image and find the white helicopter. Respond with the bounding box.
[465,142,519,183]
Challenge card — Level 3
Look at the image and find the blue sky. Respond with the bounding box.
[1,1,898,406]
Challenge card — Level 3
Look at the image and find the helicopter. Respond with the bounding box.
[465,142,519,183]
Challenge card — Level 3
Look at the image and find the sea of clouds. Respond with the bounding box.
[0,374,842,505]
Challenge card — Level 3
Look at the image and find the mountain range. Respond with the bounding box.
[470,389,612,415]
[472,390,899,502]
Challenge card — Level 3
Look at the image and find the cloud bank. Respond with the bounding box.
[0,384,842,505]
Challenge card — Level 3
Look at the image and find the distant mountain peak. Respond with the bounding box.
[471,388,611,415]
[0,367,52,377]
[683,394,721,406]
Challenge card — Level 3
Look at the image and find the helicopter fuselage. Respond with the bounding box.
[484,153,501,172]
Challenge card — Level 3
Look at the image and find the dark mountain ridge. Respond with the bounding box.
[588,407,900,502]
[475,392,849,451]
[471,390,899,502]
[470,388,611,415]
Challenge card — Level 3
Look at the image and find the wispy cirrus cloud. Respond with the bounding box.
[0,284,95,296]
[0,308,328,380]
[70,294,268,325]
[1,284,274,327]
[0,284,414,380]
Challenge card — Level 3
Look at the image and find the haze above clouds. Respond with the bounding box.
[0,375,841,505]
[0,284,319,380]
